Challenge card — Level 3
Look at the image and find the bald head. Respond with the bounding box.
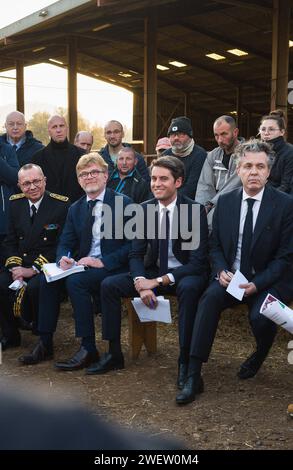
[74,131,93,153]
[47,115,68,143]
[5,111,26,143]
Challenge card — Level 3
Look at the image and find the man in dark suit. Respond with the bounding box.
[176,139,293,405]
[85,156,209,382]
[0,164,69,350]
[19,153,132,370]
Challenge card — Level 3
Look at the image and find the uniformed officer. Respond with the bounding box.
[0,164,69,350]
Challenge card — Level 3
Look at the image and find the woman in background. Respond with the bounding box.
[259,109,293,193]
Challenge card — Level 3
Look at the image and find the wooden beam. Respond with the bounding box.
[144,12,157,154]
[271,0,290,116]
[214,0,272,13]
[16,60,24,113]
[67,37,78,142]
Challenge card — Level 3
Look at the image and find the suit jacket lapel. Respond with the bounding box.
[230,189,242,259]
[251,186,275,249]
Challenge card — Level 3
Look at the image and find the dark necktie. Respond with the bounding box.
[12,144,17,152]
[80,200,99,257]
[240,198,255,280]
[159,208,170,276]
[31,204,37,224]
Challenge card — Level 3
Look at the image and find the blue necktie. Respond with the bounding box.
[80,200,98,257]
[240,198,255,280]
[159,209,170,276]
[31,204,37,224]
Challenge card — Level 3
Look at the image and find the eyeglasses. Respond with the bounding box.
[20,178,44,189]
[6,121,25,128]
[78,169,105,179]
[259,127,280,133]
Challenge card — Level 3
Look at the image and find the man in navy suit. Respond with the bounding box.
[19,153,132,369]
[85,156,209,380]
[176,139,293,405]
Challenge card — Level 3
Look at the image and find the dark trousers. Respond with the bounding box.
[0,270,40,336]
[38,267,127,338]
[189,280,278,362]
[100,272,207,352]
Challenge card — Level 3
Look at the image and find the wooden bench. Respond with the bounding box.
[124,298,158,359]
[124,297,293,360]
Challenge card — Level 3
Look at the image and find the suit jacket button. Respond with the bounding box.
[23,253,27,257]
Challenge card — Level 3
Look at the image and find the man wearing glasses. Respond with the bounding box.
[100,120,150,182]
[0,164,69,351]
[19,153,132,370]
[0,111,44,166]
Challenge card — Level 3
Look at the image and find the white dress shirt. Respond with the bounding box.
[232,188,264,273]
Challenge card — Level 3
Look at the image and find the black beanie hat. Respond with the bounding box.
[167,116,193,138]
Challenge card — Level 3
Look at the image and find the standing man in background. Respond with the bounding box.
[100,120,150,182]
[32,115,84,202]
[195,115,241,231]
[74,131,93,154]
[163,116,206,199]
[0,111,44,166]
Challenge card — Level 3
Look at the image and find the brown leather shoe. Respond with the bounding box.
[18,341,53,365]
[54,346,99,371]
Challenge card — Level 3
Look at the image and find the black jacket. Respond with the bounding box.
[107,168,151,203]
[267,136,293,193]
[129,194,209,283]
[32,139,85,202]
[163,145,207,199]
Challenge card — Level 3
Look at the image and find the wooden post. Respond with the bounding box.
[67,37,78,142]
[143,12,157,154]
[16,61,24,113]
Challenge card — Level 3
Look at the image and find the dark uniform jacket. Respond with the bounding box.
[3,191,70,272]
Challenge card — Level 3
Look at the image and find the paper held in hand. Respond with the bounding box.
[42,263,85,283]
[260,293,293,334]
[131,296,172,323]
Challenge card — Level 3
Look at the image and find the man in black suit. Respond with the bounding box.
[176,139,293,405]
[86,156,209,382]
[0,164,69,350]
[19,153,132,370]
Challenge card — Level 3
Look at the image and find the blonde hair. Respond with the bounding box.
[76,152,108,174]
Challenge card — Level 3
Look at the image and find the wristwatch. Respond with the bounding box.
[156,276,163,287]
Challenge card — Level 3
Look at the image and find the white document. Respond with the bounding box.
[9,279,27,291]
[42,262,85,283]
[260,293,293,334]
[131,296,172,324]
[226,269,248,301]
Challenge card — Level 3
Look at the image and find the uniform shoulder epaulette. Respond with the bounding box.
[9,193,25,201]
[49,193,69,202]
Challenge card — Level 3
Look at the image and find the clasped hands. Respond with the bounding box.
[134,278,158,309]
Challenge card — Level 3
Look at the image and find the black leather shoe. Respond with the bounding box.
[0,332,21,351]
[17,317,33,331]
[237,351,266,380]
[18,341,53,365]
[85,352,124,375]
[176,375,204,405]
[177,363,188,390]
[54,346,99,371]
